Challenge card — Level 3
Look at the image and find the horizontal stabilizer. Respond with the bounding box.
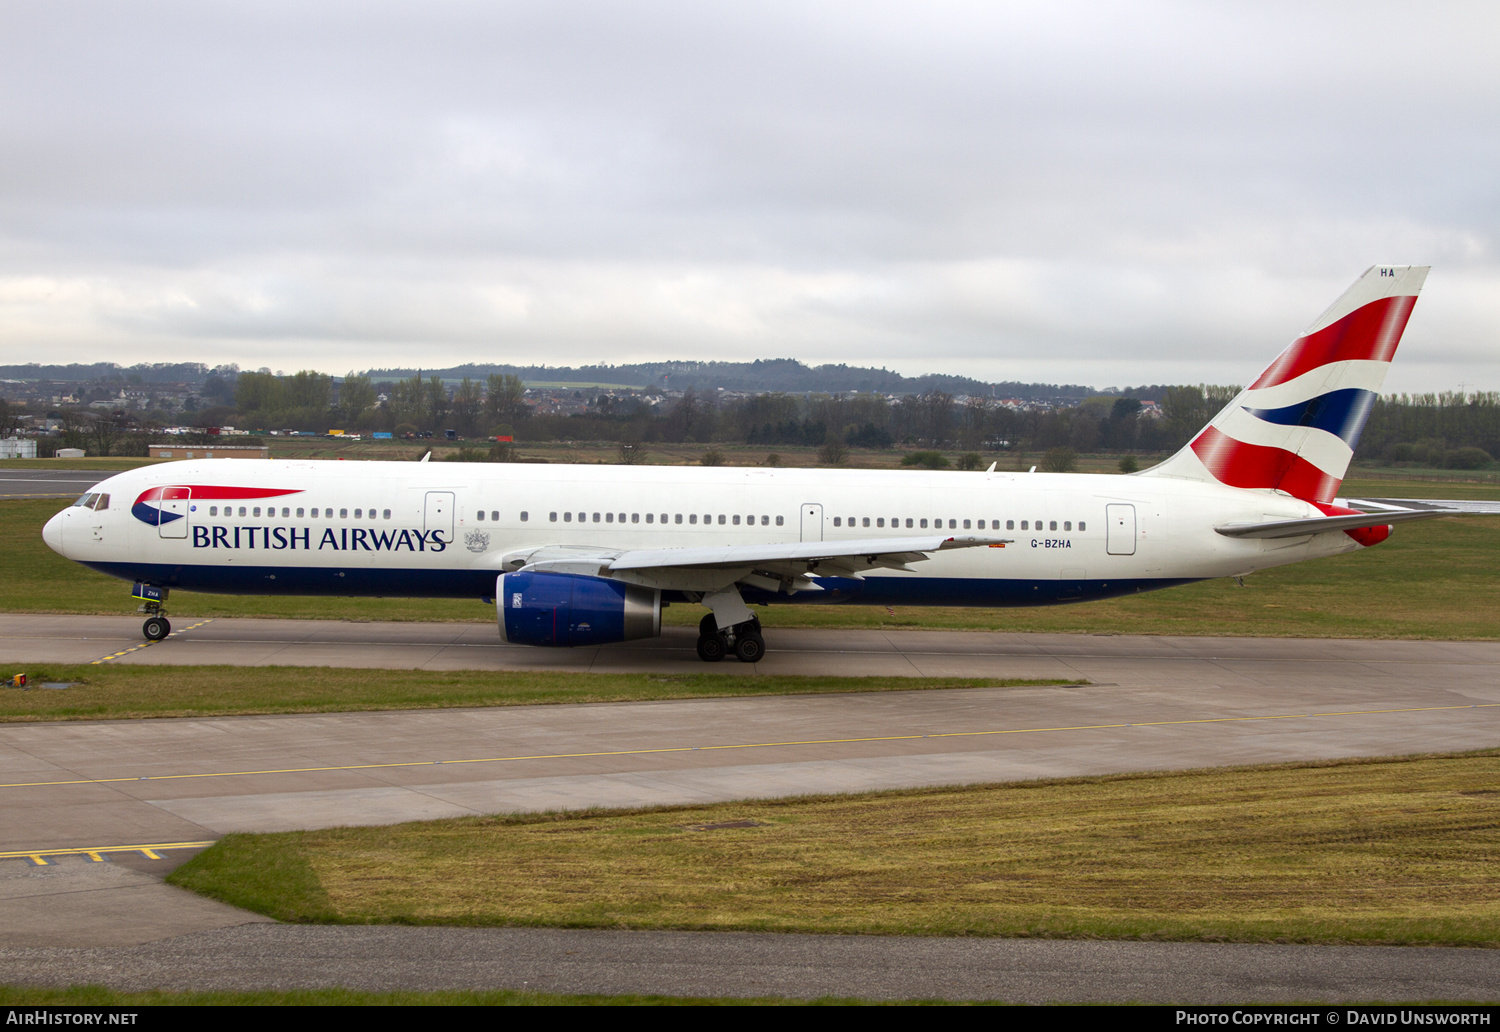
[1214,509,1443,539]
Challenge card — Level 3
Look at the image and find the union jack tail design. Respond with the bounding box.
[1142,265,1428,503]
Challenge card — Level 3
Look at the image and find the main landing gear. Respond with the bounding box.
[696,613,765,664]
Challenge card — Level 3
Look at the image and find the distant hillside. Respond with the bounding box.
[1,358,1172,403]
[0,362,220,383]
[364,359,1162,401]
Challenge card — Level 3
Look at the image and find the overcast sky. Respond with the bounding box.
[1,1,1496,392]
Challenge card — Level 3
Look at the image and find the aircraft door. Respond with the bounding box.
[1105,503,1136,555]
[425,491,455,546]
[800,503,823,542]
[157,487,190,539]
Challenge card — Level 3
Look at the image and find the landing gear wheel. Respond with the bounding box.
[733,632,765,663]
[696,633,727,663]
[142,616,171,641]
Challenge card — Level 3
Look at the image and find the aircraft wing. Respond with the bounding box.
[500,535,1010,593]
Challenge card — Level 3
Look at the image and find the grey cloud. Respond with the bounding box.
[1,1,1496,391]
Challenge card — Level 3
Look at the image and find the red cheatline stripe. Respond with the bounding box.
[136,485,303,503]
[1250,295,1417,389]
[1189,426,1342,503]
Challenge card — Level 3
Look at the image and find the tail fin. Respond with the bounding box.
[1140,265,1428,503]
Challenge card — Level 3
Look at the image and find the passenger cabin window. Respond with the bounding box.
[550,512,558,522]
[564,512,572,522]
[776,515,784,526]
[476,510,485,521]
[520,511,528,522]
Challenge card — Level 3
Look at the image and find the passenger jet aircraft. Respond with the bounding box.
[44,265,1441,663]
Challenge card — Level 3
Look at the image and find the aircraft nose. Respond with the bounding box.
[42,510,66,556]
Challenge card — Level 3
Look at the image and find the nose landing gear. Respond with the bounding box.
[132,582,171,641]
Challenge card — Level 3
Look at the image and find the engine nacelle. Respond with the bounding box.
[497,571,661,647]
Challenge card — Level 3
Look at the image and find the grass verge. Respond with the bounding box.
[0,986,932,1006]
[0,666,1067,722]
[167,750,1500,947]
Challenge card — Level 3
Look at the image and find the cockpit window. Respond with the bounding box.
[70,493,109,510]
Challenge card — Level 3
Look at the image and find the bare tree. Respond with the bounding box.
[451,377,484,437]
[485,373,528,429]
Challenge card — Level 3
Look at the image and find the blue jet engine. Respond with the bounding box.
[497,571,662,647]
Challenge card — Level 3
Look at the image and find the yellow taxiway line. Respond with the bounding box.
[0,840,215,865]
[91,618,214,664]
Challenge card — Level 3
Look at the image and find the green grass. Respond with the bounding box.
[0,665,1066,722]
[8,482,1498,637]
[166,750,1500,947]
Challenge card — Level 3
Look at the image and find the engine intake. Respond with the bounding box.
[497,571,661,647]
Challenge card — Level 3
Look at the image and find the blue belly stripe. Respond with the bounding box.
[80,561,1199,609]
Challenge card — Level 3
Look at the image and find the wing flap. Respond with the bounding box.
[606,535,1007,572]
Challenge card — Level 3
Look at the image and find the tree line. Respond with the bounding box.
[11,374,1497,468]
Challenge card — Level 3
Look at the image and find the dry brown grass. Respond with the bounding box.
[171,751,1500,945]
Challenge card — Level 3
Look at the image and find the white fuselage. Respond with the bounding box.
[43,459,1361,608]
